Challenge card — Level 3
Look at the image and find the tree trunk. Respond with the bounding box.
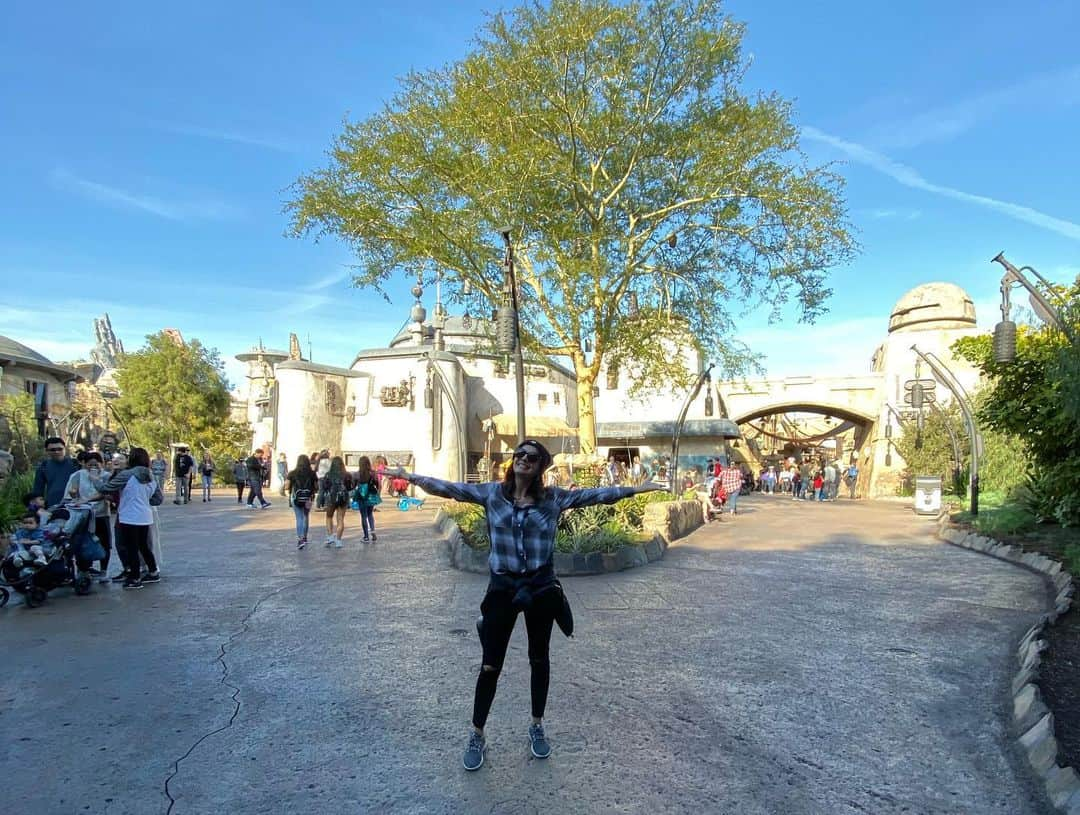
[574,365,598,455]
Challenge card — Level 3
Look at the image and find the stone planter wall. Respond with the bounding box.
[937,517,1080,812]
[436,499,703,576]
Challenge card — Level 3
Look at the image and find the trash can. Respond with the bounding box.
[914,475,942,515]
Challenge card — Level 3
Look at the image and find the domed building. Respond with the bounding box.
[865,282,984,497]
[238,282,580,489]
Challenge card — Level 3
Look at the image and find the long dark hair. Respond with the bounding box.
[501,440,553,504]
[129,447,151,468]
[327,456,347,481]
[356,456,372,483]
[292,454,316,488]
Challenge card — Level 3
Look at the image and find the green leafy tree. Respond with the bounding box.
[0,392,44,472]
[954,285,1080,525]
[113,332,249,461]
[892,395,1027,498]
[288,0,855,453]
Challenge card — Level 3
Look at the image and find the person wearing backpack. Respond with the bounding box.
[285,454,318,550]
[353,456,382,543]
[319,456,353,548]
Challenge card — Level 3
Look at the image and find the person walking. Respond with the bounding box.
[173,447,195,504]
[720,461,744,516]
[353,456,381,542]
[245,451,271,509]
[232,457,248,503]
[845,461,860,499]
[198,453,215,502]
[150,451,167,493]
[318,456,353,547]
[100,447,163,589]
[284,454,318,549]
[32,436,80,508]
[392,439,664,771]
[64,450,113,581]
[823,461,837,501]
[276,453,288,497]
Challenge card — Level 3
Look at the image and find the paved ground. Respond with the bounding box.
[0,489,1056,815]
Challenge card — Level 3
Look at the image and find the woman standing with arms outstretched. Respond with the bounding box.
[393,439,663,771]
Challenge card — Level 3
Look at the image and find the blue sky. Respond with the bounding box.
[2,0,1078,389]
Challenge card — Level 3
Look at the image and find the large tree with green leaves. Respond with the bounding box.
[113,332,249,462]
[953,278,1080,525]
[289,0,855,452]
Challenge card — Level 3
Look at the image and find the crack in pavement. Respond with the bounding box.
[161,578,306,814]
[160,568,446,813]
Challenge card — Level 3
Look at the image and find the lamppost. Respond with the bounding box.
[496,228,527,445]
[670,363,714,496]
[911,345,983,516]
[992,252,1076,363]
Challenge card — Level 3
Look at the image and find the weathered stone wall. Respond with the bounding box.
[642,498,703,543]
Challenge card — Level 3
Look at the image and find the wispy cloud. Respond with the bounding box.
[868,208,922,221]
[871,65,1080,149]
[158,122,296,153]
[304,268,352,292]
[804,127,1080,242]
[50,168,240,221]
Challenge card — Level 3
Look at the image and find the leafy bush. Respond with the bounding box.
[0,472,34,534]
[443,489,674,554]
[443,502,491,551]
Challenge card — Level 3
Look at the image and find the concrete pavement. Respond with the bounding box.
[0,490,1056,814]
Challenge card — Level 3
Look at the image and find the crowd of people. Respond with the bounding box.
[7,436,164,591]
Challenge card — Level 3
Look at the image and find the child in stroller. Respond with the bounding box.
[706,478,728,522]
[1,503,105,608]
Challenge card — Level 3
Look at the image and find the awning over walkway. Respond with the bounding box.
[596,418,741,441]
[483,413,579,439]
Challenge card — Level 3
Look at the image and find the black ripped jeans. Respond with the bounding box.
[472,582,559,730]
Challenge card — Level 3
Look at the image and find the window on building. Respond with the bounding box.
[553,391,561,405]
[537,393,548,409]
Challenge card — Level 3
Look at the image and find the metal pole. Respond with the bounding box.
[670,364,714,496]
[502,231,527,445]
[911,345,981,516]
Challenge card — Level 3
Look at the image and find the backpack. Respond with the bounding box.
[330,479,349,508]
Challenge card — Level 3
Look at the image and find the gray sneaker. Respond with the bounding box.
[463,731,486,771]
[528,723,551,759]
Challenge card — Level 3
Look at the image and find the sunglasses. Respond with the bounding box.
[47,447,65,452]
[513,451,541,463]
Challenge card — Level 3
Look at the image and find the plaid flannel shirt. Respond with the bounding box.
[410,476,635,574]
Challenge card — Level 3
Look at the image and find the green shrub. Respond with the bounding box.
[0,472,34,534]
[444,489,675,554]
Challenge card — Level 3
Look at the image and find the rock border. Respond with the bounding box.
[433,501,707,575]
[937,517,1080,812]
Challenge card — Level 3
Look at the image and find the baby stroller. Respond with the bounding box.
[1,504,104,609]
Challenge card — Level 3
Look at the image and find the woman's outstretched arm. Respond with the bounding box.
[391,468,490,506]
[556,480,667,510]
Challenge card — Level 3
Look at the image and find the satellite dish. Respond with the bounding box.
[1029,293,1056,326]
